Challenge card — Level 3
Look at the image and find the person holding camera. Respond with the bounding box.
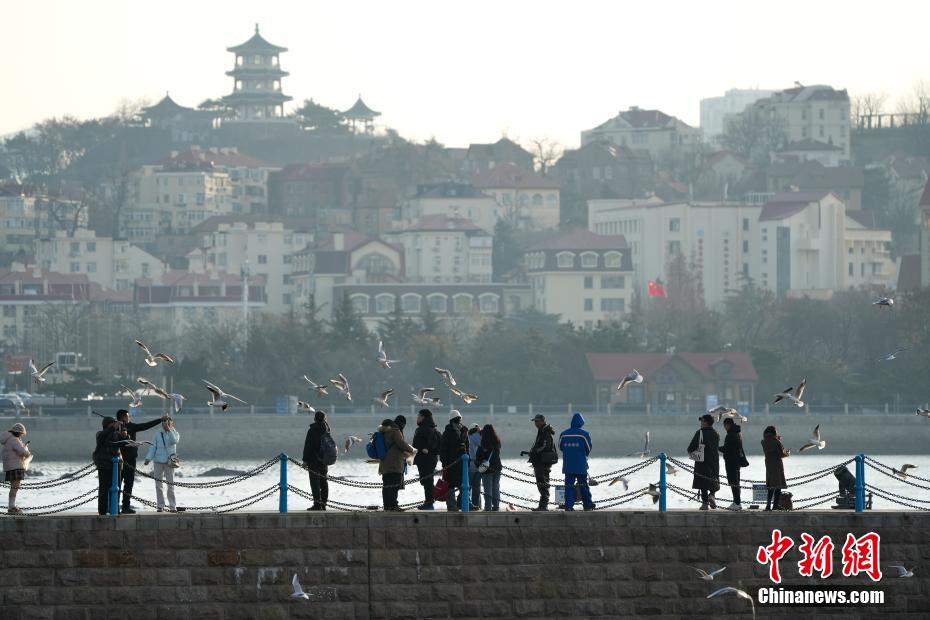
[93,417,127,515]
[144,417,180,513]
[522,414,557,511]
[116,409,165,514]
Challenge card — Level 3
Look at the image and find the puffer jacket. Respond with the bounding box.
[559,413,592,474]
[0,431,31,471]
[144,428,180,464]
[378,423,413,475]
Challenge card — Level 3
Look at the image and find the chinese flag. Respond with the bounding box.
[648,280,667,298]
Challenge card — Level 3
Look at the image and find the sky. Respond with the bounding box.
[3,0,929,148]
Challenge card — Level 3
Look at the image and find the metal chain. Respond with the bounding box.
[129,485,280,512]
[15,487,98,511]
[865,456,930,484]
[123,456,279,489]
[0,494,98,518]
[864,460,930,491]
[866,486,930,512]
[0,463,97,489]
[290,457,461,489]
[864,483,930,504]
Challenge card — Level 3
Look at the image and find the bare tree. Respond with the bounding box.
[850,92,888,127]
[719,110,787,165]
[526,137,564,174]
[895,80,930,125]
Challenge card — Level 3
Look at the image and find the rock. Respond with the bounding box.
[198,467,248,477]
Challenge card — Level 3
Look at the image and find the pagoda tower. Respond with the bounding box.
[221,24,292,121]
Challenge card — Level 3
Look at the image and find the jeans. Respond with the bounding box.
[417,460,437,504]
[469,470,482,509]
[766,488,782,510]
[382,472,403,510]
[481,472,500,511]
[309,464,329,508]
[121,458,137,508]
[725,461,741,504]
[564,473,593,510]
[153,462,176,510]
[533,465,551,507]
[96,462,121,515]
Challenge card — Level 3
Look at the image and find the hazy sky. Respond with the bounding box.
[3,0,929,148]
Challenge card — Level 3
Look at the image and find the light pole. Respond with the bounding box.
[240,260,250,355]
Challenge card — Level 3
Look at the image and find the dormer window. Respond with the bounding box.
[580,252,598,268]
[556,252,575,268]
[604,251,622,268]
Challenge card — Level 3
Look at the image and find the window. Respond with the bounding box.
[600,298,625,312]
[818,108,824,120]
[580,252,598,268]
[427,294,447,313]
[350,294,370,314]
[742,240,749,253]
[669,218,681,232]
[86,242,96,252]
[142,263,150,277]
[604,166,613,180]
[556,252,575,268]
[584,276,593,289]
[257,255,267,265]
[632,133,647,145]
[601,275,625,289]
[70,262,80,272]
[667,241,681,256]
[375,294,395,314]
[819,125,824,138]
[479,294,499,314]
[592,167,601,180]
[453,294,473,314]
[861,263,865,277]
[604,251,622,268]
[2,306,15,317]
[848,247,854,255]
[584,298,593,311]
[802,109,807,121]
[86,262,96,273]
[742,218,749,232]
[518,194,529,207]
[531,194,543,206]
[742,263,749,277]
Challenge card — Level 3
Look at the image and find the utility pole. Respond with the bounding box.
[240,260,250,355]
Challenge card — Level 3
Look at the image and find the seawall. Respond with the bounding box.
[1,511,928,619]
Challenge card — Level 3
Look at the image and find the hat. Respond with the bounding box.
[8,423,26,435]
[531,414,546,422]
[394,415,407,430]
[449,410,462,421]
[102,416,117,429]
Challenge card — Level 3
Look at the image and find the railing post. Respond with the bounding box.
[528,403,533,417]
[658,452,667,513]
[855,453,865,513]
[279,453,288,514]
[109,457,119,516]
[461,453,470,512]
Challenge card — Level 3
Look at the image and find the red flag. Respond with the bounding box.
[647,280,667,298]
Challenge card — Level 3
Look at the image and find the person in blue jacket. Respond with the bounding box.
[559,412,595,511]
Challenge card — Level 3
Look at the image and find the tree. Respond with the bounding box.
[719,109,787,165]
[850,92,888,128]
[293,99,348,134]
[492,218,522,280]
[526,137,563,174]
[328,292,370,350]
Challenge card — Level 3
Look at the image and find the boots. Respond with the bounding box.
[532,503,548,512]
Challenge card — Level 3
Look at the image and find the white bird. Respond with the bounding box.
[329,373,352,402]
[434,367,457,387]
[412,387,441,407]
[873,297,894,309]
[297,401,318,414]
[773,378,806,407]
[372,388,394,408]
[344,435,362,454]
[137,378,170,400]
[645,483,660,504]
[291,573,310,600]
[115,439,153,448]
[888,565,914,578]
[893,464,917,479]
[121,384,143,408]
[303,376,329,398]
[709,405,748,423]
[916,408,930,418]
[29,359,54,384]
[626,431,650,458]
[878,347,909,362]
[666,462,678,476]
[616,369,644,391]
[450,386,479,404]
[169,393,185,414]
[691,566,727,581]
[203,380,247,412]
[134,339,175,367]
[608,475,629,490]
[707,587,755,619]
[798,424,826,452]
[377,341,399,369]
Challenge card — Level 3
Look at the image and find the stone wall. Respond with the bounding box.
[1,511,928,619]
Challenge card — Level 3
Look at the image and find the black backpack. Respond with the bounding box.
[319,431,338,466]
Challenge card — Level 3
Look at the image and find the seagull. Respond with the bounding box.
[916,408,930,418]
[626,431,650,458]
[873,297,894,309]
[666,462,678,476]
[303,376,329,398]
[707,587,755,619]
[372,388,394,408]
[121,384,143,408]
[169,393,185,414]
[798,424,826,452]
[344,435,362,454]
[329,373,352,401]
[616,369,644,391]
[608,475,629,490]
[645,483,660,504]
[377,341,399,369]
[691,566,727,581]
[137,378,170,400]
[893,464,917,479]
[506,503,516,512]
[291,574,310,600]
[203,380,247,411]
[115,439,154,448]
[412,387,441,407]
[29,360,54,384]
[434,367,457,387]
[888,565,914,578]
[134,339,175,367]
[709,405,748,423]
[297,401,318,414]
[878,347,909,362]
[450,386,479,404]
[773,378,806,407]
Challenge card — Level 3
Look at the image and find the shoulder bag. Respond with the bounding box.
[160,432,181,469]
[688,430,705,463]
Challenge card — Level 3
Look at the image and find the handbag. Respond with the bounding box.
[160,432,181,469]
[432,478,450,501]
[688,430,705,463]
[739,451,749,468]
[477,449,493,474]
[539,446,559,466]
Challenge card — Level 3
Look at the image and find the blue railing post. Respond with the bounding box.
[658,452,667,513]
[279,453,288,514]
[855,453,865,513]
[109,457,119,516]
[461,453,470,512]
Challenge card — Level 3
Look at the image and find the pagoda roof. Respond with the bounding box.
[143,93,195,117]
[226,66,289,78]
[221,92,293,105]
[343,95,381,120]
[227,25,287,54]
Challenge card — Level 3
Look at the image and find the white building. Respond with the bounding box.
[470,163,560,230]
[581,107,702,161]
[700,88,775,143]
[164,147,279,215]
[844,212,895,289]
[385,215,492,284]
[0,188,88,253]
[402,182,500,235]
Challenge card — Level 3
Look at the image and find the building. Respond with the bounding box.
[693,151,749,199]
[221,25,292,122]
[471,163,560,230]
[464,138,535,174]
[402,182,499,235]
[555,141,654,200]
[524,229,633,329]
[268,162,353,230]
[163,147,279,215]
[385,215,492,284]
[844,211,895,289]
[34,228,166,292]
[342,95,381,134]
[140,94,217,143]
[586,352,758,411]
[700,88,775,143]
[581,107,702,161]
[0,186,89,254]
[0,267,91,354]
[764,160,864,211]
[774,139,845,168]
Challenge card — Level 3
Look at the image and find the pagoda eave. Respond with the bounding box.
[226,68,289,78]
[221,93,293,104]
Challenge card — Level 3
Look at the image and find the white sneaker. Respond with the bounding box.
[726,502,742,511]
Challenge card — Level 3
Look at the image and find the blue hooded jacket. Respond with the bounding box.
[559,413,592,474]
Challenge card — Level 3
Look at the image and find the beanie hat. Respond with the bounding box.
[418,409,433,418]
[394,414,407,430]
[8,422,26,435]
[449,410,462,422]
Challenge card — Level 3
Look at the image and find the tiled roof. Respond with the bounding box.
[759,191,830,221]
[389,214,485,234]
[142,94,194,117]
[586,352,758,382]
[227,25,287,54]
[846,210,880,229]
[471,163,559,190]
[343,96,380,120]
[529,228,627,251]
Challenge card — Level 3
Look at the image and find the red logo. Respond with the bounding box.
[797,533,835,579]
[756,528,795,584]
[841,532,882,582]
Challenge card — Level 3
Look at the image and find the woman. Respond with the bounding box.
[467,425,482,510]
[378,418,414,511]
[686,414,720,510]
[412,409,441,511]
[720,418,747,511]
[144,417,179,513]
[762,425,789,510]
[476,424,503,512]
[1,423,31,514]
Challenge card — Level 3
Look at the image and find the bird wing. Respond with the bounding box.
[418,387,435,399]
[381,388,394,400]
[303,375,318,387]
[138,378,154,388]
[226,393,247,404]
[812,424,821,442]
[338,373,349,387]
[889,566,908,577]
[154,353,175,363]
[795,379,807,401]
[153,387,170,400]
[902,464,916,472]
[203,381,222,398]
[378,340,384,354]
[632,369,643,382]
[707,587,742,599]
[692,567,708,578]
[135,339,152,356]
[450,386,463,397]
[29,359,38,374]
[292,574,303,596]
[38,361,54,374]
[798,442,816,453]
[709,566,727,577]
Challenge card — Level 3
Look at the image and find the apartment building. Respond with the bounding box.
[385,215,492,284]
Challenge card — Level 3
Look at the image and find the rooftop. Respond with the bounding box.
[529,228,628,252]
[227,24,287,54]
[388,214,486,234]
[343,96,381,120]
[759,191,832,221]
[471,163,559,190]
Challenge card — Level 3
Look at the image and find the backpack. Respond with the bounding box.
[318,431,338,466]
[366,431,387,460]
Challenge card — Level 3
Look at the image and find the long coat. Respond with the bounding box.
[686,426,720,492]
[379,423,414,476]
[762,435,789,489]
[440,422,467,487]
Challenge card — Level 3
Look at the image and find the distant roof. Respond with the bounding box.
[766,84,849,103]
[586,352,758,383]
[592,107,693,131]
[558,141,653,164]
[790,161,864,190]
[466,137,533,161]
[191,214,313,235]
[759,191,831,221]
[471,163,559,190]
[302,231,372,253]
[704,150,748,167]
[897,254,921,291]
[412,182,488,199]
[343,96,381,120]
[165,146,273,169]
[142,94,195,117]
[277,162,352,182]
[780,139,841,152]
[227,24,287,54]
[529,228,627,251]
[388,214,485,234]
[846,210,879,229]
[889,151,930,179]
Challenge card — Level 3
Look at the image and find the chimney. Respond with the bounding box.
[333,232,344,251]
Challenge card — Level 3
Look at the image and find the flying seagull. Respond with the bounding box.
[773,378,806,407]
[377,341,399,369]
[329,373,352,402]
[343,435,362,454]
[626,431,650,458]
[888,565,914,578]
[29,360,54,384]
[873,297,894,309]
[121,384,143,408]
[137,378,170,400]
[451,386,479,404]
[134,339,175,367]
[303,376,329,398]
[203,380,247,411]
[170,393,185,414]
[645,483,660,504]
[412,387,441,407]
[798,424,826,452]
[916,408,930,418]
[691,566,727,581]
[878,347,909,362]
[434,367,457,387]
[608,475,629,490]
[297,401,318,414]
[372,388,394,408]
[291,574,310,600]
[617,369,644,391]
[666,462,678,476]
[115,439,154,448]
[709,405,748,423]
[707,587,755,619]
[893,464,917,479]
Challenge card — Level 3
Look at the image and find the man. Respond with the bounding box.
[93,417,126,516]
[467,424,482,510]
[302,411,331,511]
[559,412,594,511]
[721,417,744,511]
[439,410,467,511]
[412,409,441,510]
[116,409,165,514]
[379,417,414,511]
[522,414,557,511]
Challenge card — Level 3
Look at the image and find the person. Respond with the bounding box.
[523,414,557,511]
[1,423,31,514]
[93,417,126,515]
[476,424,503,511]
[467,424,482,510]
[687,414,720,510]
[302,411,331,511]
[143,417,180,513]
[116,409,165,514]
[439,411,468,511]
[412,409,441,510]
[559,412,595,511]
[378,417,414,511]
[762,425,789,511]
[720,418,747,511]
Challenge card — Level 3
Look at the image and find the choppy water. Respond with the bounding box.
[5,455,929,514]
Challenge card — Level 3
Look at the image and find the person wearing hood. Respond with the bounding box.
[476,424,503,511]
[439,411,468,511]
[467,424,482,510]
[93,416,127,515]
[1,423,31,514]
[302,411,331,511]
[523,414,557,511]
[379,418,414,511]
[412,409,442,510]
[559,412,595,511]
[687,414,721,510]
[761,425,789,511]
[116,408,165,514]
[720,418,748,511]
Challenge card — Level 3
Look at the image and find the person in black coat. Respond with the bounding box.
[116,409,165,514]
[522,414,557,511]
[93,417,127,515]
[686,414,720,510]
[412,409,441,510]
[302,411,330,511]
[439,411,467,511]
[720,418,747,511]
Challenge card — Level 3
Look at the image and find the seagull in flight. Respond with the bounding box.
[169,393,185,414]
[709,405,748,423]
[888,565,914,578]
[134,339,175,367]
[626,431,650,458]
[798,424,826,452]
[773,378,806,407]
[878,347,909,362]
[377,341,399,369]
[893,464,917,479]
[916,408,930,418]
[29,360,54,384]
[645,483,660,504]
[343,435,362,454]
[115,439,153,448]
[372,388,394,408]
[291,574,310,600]
[137,378,170,400]
[451,386,479,404]
[412,387,441,407]
[297,401,318,414]
[873,297,894,309]
[707,587,755,618]
[303,376,328,398]
[691,566,727,581]
[203,380,247,411]
[616,369,644,391]
[434,367,457,387]
[608,475,629,490]
[121,384,144,408]
[329,373,352,402]
[666,462,678,476]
